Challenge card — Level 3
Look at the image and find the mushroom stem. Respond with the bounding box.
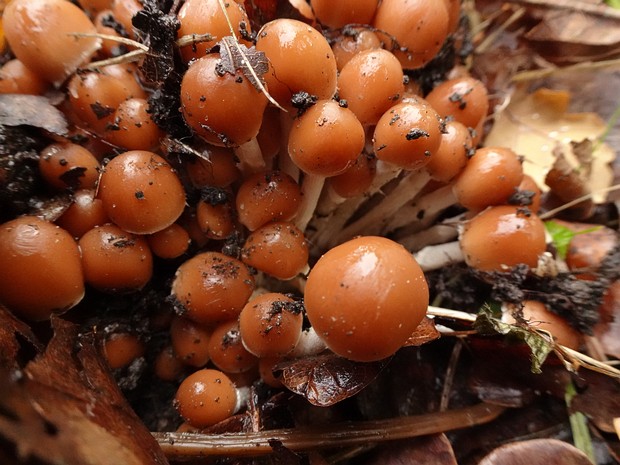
[294,174,326,231]
[310,161,401,251]
[278,112,300,181]
[413,241,464,272]
[290,327,328,358]
[385,184,456,233]
[315,183,347,216]
[398,222,459,252]
[235,386,251,413]
[333,169,431,244]
[234,137,266,174]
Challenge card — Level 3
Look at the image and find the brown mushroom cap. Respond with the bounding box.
[460,206,546,272]
[305,236,429,362]
[0,216,85,320]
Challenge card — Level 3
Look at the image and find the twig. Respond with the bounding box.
[439,339,463,412]
[153,403,505,458]
[540,184,620,219]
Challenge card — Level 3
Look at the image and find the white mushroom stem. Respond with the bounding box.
[235,386,251,413]
[315,183,347,216]
[290,327,328,358]
[399,223,459,252]
[333,169,431,244]
[413,240,464,272]
[309,161,401,251]
[294,174,326,232]
[234,137,265,174]
[384,184,457,234]
[278,113,300,181]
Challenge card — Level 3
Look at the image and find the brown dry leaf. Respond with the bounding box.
[0,318,169,465]
[478,438,592,465]
[403,317,441,347]
[484,86,615,202]
[521,0,620,64]
[0,94,68,136]
[275,354,389,407]
[571,370,620,433]
[0,304,42,370]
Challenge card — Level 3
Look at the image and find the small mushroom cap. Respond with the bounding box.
[175,369,238,428]
[0,216,85,320]
[97,151,186,235]
[305,236,429,362]
[3,0,101,87]
[460,206,546,272]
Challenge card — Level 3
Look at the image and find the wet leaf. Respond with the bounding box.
[0,318,169,465]
[275,354,389,407]
[475,305,553,374]
[0,94,68,136]
[477,438,593,465]
[484,87,615,203]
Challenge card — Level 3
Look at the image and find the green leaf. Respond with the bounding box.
[605,0,620,9]
[565,381,596,463]
[475,304,553,374]
[544,221,601,260]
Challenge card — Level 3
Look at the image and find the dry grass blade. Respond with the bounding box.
[216,0,286,111]
[153,403,505,458]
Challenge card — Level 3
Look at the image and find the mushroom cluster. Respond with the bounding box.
[0,0,611,438]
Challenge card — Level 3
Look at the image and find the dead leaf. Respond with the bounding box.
[485,86,615,202]
[403,317,441,347]
[218,37,269,85]
[571,370,620,433]
[524,5,620,63]
[477,438,593,465]
[0,318,169,465]
[0,95,68,136]
[275,354,389,407]
[595,281,620,359]
[0,304,42,370]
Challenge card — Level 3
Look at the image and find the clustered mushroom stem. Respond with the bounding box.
[278,113,300,181]
[398,221,459,252]
[384,184,456,234]
[413,240,464,272]
[333,169,432,244]
[315,183,347,216]
[294,174,326,232]
[234,137,266,174]
[309,161,401,250]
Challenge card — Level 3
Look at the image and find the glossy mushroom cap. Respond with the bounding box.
[460,206,546,272]
[0,216,85,320]
[3,0,101,86]
[255,18,337,109]
[305,236,429,362]
[97,151,186,235]
[288,100,365,177]
[175,369,238,428]
[373,0,449,70]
